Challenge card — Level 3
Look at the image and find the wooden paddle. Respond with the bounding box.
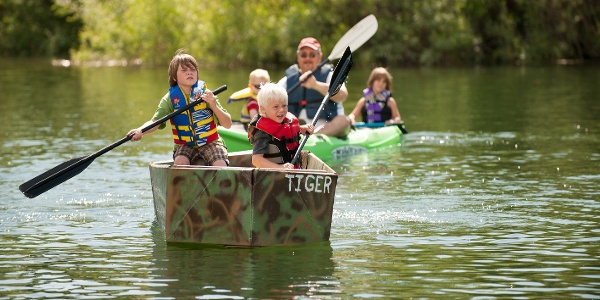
[286,14,377,93]
[291,47,353,166]
[354,121,409,134]
[19,85,228,199]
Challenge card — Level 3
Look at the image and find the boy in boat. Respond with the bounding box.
[348,67,403,126]
[248,83,314,169]
[127,49,232,166]
[227,69,270,132]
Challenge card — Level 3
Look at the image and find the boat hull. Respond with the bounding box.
[150,151,337,247]
[219,125,403,159]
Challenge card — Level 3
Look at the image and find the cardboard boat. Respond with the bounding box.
[149,150,337,247]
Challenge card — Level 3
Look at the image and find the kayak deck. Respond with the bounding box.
[219,125,403,159]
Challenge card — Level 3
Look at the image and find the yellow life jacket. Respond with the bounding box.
[169,81,219,147]
[227,87,258,123]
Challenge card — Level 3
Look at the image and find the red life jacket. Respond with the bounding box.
[248,112,301,168]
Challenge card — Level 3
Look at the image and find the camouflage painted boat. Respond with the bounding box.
[149,150,337,247]
[219,125,403,159]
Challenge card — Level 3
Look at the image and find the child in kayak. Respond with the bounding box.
[348,67,403,126]
[227,69,270,131]
[248,83,314,169]
[126,49,232,166]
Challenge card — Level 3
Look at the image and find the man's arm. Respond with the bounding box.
[299,71,348,102]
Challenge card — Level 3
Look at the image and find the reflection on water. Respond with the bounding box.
[151,225,336,298]
[0,59,599,298]
[330,130,599,297]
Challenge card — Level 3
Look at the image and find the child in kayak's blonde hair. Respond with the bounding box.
[227,69,270,131]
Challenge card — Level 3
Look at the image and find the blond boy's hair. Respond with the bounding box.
[257,83,287,109]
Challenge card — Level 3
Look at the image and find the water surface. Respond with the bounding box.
[1,58,599,299]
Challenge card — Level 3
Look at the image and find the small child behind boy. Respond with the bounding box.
[227,69,270,131]
[248,83,314,169]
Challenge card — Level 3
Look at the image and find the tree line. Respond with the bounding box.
[1,0,598,67]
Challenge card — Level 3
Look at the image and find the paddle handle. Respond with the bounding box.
[142,85,227,133]
[354,121,408,134]
[354,122,386,128]
[291,134,309,166]
[89,85,227,160]
[285,58,331,94]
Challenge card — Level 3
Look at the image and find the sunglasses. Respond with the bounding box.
[298,51,319,59]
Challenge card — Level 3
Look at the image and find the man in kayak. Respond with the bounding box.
[278,37,351,139]
[248,83,314,169]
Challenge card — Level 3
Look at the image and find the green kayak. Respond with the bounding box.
[219,125,403,159]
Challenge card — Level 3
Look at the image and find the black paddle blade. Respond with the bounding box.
[396,122,409,134]
[19,156,94,198]
[329,47,353,96]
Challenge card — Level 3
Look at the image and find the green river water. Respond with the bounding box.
[0,58,598,299]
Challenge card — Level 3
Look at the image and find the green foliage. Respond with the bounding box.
[362,0,474,66]
[1,0,598,65]
[0,0,82,58]
[462,0,600,64]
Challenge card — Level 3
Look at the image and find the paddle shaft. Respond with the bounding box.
[290,47,353,166]
[19,85,227,198]
[355,121,409,134]
[285,58,330,94]
[290,91,332,165]
[98,85,228,159]
[355,122,386,128]
[58,84,228,164]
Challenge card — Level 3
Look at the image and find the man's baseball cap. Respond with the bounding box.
[297,37,321,50]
